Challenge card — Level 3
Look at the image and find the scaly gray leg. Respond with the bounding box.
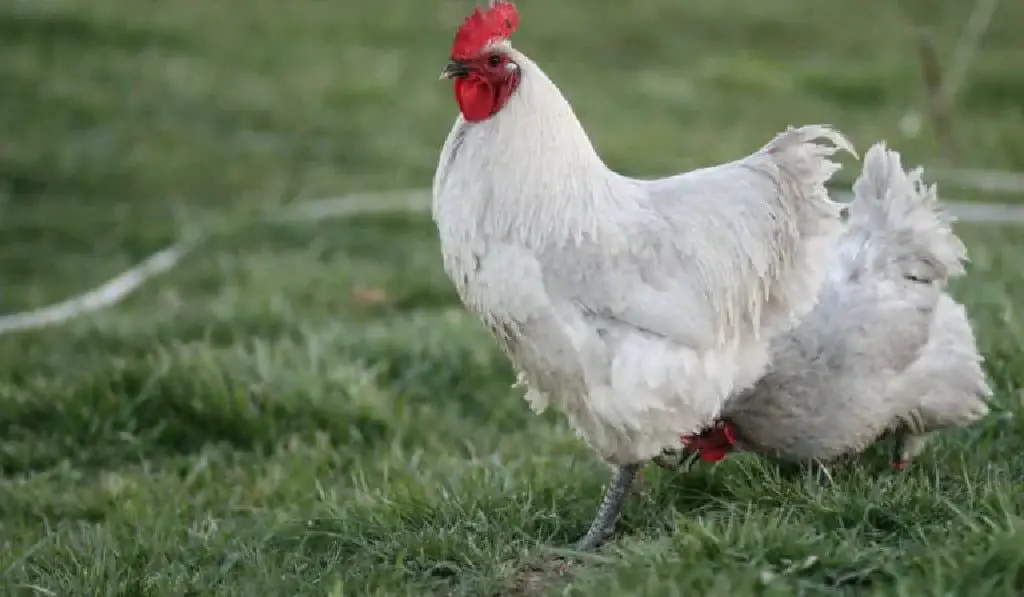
[575,463,641,550]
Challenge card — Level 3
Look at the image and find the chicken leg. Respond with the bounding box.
[575,463,640,550]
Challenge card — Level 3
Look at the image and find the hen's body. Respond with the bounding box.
[721,143,991,465]
[433,49,852,466]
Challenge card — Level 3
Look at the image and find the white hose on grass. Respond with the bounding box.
[0,189,1023,335]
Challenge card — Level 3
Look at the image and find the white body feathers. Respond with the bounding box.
[722,143,992,461]
[432,48,853,464]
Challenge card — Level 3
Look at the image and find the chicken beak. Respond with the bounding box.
[439,60,469,80]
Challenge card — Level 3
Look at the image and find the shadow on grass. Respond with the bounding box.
[0,308,530,476]
[0,158,77,200]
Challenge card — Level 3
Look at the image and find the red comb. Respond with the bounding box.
[450,1,519,60]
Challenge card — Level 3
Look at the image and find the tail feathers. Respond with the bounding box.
[753,124,856,334]
[759,124,859,160]
[844,142,967,283]
[759,125,859,238]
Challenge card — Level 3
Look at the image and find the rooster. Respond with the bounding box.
[677,143,992,474]
[431,0,854,549]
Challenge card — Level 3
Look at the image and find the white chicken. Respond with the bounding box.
[431,0,854,549]
[678,142,992,474]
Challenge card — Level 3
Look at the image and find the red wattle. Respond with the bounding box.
[454,76,496,122]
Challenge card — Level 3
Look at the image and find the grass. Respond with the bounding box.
[1,0,1024,594]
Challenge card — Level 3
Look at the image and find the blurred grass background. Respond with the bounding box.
[2,0,1022,310]
[1,0,1023,595]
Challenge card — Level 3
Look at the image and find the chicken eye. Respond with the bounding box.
[487,54,503,67]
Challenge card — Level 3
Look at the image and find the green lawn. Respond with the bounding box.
[1,0,1024,595]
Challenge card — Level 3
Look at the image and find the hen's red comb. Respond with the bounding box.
[450,1,519,60]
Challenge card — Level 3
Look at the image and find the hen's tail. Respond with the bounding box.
[839,142,967,284]
[842,143,989,429]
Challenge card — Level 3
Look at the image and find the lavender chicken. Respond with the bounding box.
[676,143,992,476]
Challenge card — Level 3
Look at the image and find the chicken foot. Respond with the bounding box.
[653,449,689,471]
[893,431,933,469]
[575,463,641,550]
[806,459,834,487]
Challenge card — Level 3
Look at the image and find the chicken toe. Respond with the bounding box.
[893,432,932,469]
[809,460,834,487]
[652,450,690,471]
